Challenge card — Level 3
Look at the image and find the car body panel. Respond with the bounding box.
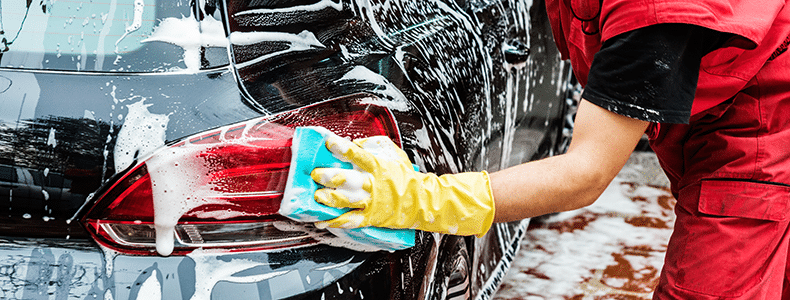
[0,0,571,299]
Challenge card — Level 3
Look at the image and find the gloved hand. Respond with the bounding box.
[311,135,495,237]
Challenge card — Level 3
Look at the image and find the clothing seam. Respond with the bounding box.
[754,75,764,182]
[650,0,658,26]
[583,94,691,123]
[703,178,790,189]
[699,64,752,82]
[674,274,754,297]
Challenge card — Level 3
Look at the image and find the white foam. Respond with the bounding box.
[115,0,145,50]
[114,99,170,173]
[337,66,410,112]
[146,144,223,256]
[233,0,342,15]
[230,30,324,68]
[187,249,289,300]
[47,128,57,148]
[135,269,162,300]
[142,13,228,72]
[313,168,371,204]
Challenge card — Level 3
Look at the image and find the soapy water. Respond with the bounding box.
[230,30,325,69]
[82,0,552,295]
[227,0,499,171]
[225,0,560,174]
[134,269,162,300]
[273,221,385,252]
[336,66,411,112]
[187,249,291,300]
[113,0,546,256]
[314,134,412,208]
[313,168,372,205]
[114,98,170,173]
[145,143,226,256]
[139,122,409,255]
[115,0,145,51]
[142,12,227,72]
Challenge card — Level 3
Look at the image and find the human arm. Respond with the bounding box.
[310,23,726,236]
[308,103,647,235]
[490,99,648,222]
[491,23,730,222]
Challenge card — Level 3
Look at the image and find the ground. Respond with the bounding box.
[494,151,674,300]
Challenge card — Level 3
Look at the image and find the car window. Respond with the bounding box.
[29,169,67,187]
[0,165,16,183]
[0,0,228,72]
[29,169,44,186]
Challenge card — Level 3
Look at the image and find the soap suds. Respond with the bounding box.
[135,269,162,300]
[47,128,57,148]
[115,0,145,50]
[229,30,324,69]
[187,249,289,300]
[336,66,410,112]
[142,13,227,72]
[233,0,342,15]
[114,99,170,173]
[146,144,224,256]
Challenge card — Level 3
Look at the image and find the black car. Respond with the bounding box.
[0,0,573,299]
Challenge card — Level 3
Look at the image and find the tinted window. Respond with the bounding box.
[28,169,67,187]
[29,169,44,186]
[0,166,17,183]
[0,0,228,72]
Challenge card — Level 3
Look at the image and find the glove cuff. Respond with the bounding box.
[474,170,495,238]
[432,171,495,237]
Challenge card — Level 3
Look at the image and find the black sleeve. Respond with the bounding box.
[582,23,731,124]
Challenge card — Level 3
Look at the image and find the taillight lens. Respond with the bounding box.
[82,94,401,255]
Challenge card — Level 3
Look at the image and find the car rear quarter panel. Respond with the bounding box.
[0,0,568,298]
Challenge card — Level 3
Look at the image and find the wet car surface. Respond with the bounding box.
[0,0,571,299]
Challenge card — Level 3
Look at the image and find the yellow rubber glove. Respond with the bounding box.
[311,135,495,237]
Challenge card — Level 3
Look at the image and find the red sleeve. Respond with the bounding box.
[600,0,786,49]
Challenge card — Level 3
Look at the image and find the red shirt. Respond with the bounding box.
[546,0,790,118]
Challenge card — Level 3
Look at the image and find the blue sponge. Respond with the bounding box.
[279,126,416,251]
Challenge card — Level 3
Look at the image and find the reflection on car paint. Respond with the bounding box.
[0,0,571,298]
[335,66,410,112]
[474,220,529,299]
[0,242,366,300]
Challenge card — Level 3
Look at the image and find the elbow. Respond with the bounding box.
[577,173,611,208]
[560,159,615,211]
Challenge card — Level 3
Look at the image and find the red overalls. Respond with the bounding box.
[546,0,790,298]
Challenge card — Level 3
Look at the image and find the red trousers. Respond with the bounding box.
[650,48,790,299]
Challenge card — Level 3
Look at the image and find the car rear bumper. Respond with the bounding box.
[0,238,379,300]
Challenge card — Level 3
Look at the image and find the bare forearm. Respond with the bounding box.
[489,100,650,223]
[490,152,615,222]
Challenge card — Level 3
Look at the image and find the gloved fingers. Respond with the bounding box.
[314,187,369,209]
[325,135,378,172]
[353,136,412,163]
[311,168,373,191]
[315,210,368,229]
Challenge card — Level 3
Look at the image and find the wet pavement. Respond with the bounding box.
[493,151,674,300]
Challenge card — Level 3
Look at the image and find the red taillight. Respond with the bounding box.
[82,94,401,255]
